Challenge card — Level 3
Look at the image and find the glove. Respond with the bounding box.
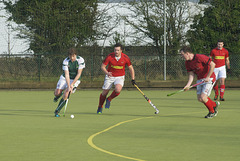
[227,69,231,74]
[131,79,136,86]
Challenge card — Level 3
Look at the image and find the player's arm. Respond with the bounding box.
[101,63,112,77]
[209,50,214,59]
[63,70,71,98]
[128,65,135,80]
[226,57,230,69]
[184,71,194,91]
[204,61,215,82]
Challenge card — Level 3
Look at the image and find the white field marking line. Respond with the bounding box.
[87,116,153,161]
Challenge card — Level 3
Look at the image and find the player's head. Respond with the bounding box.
[179,46,192,54]
[114,43,123,57]
[68,48,77,61]
[114,43,123,50]
[179,46,193,61]
[217,39,224,50]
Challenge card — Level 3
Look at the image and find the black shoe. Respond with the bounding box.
[220,97,225,101]
[214,101,220,116]
[214,95,218,100]
[205,112,215,119]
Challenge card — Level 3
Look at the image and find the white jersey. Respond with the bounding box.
[62,56,85,79]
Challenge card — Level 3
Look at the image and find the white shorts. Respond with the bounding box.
[56,75,80,90]
[214,66,227,80]
[196,78,215,96]
[102,75,125,90]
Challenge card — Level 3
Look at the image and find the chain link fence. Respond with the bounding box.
[0,52,239,84]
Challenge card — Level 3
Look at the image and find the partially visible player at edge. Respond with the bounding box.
[180,46,220,119]
[210,39,230,101]
[97,43,136,114]
[53,48,85,117]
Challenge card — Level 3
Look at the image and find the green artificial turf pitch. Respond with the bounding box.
[0,89,239,161]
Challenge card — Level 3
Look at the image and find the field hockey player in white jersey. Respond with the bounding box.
[53,48,85,117]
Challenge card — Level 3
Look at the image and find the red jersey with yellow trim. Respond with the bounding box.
[103,52,132,77]
[210,47,229,68]
[185,54,216,82]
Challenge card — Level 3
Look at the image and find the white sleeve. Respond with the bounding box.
[78,57,85,69]
[62,58,69,71]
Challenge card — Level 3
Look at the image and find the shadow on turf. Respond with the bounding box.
[1,108,231,119]
[77,112,154,117]
[79,112,213,119]
[120,97,197,101]
[0,109,54,117]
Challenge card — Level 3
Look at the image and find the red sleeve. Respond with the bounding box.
[123,54,132,66]
[103,54,110,65]
[210,49,214,57]
[185,61,191,72]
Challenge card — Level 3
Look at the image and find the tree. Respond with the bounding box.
[3,0,98,54]
[121,0,191,55]
[93,2,122,56]
[187,0,240,54]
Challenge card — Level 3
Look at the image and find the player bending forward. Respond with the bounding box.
[180,46,220,119]
[97,43,136,114]
[53,48,85,117]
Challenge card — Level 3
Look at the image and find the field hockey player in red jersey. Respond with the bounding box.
[180,46,220,119]
[97,43,136,114]
[210,39,230,101]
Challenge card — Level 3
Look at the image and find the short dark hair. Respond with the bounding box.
[68,48,77,56]
[180,46,192,53]
[114,43,123,50]
[217,39,224,43]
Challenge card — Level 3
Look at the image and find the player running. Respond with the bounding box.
[210,39,230,101]
[97,43,136,114]
[180,46,220,119]
[53,48,85,117]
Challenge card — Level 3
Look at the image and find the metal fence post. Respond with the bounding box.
[91,54,94,81]
[38,54,41,81]
[145,55,147,80]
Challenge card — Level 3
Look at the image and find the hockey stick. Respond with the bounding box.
[167,81,204,97]
[63,91,71,117]
[134,84,159,114]
[63,87,77,117]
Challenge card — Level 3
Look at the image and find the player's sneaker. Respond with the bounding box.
[54,110,60,117]
[97,107,103,114]
[204,112,215,119]
[214,95,218,100]
[105,99,111,109]
[220,97,225,101]
[214,101,220,116]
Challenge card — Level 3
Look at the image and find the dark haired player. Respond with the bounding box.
[180,46,220,119]
[97,43,136,114]
[210,40,230,101]
[53,48,85,117]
